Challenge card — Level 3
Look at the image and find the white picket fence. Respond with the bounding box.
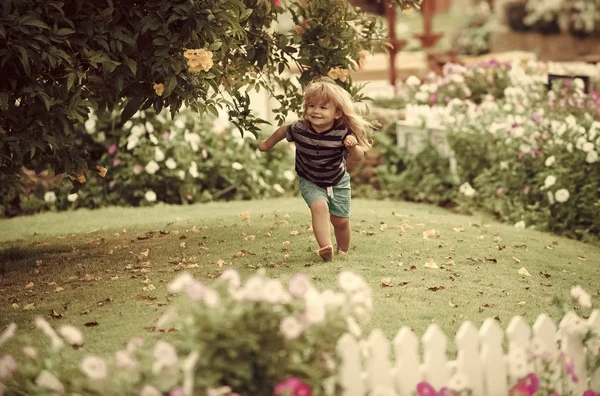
[336,310,600,395]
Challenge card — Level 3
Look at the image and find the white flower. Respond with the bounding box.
[174,118,186,129]
[35,370,64,394]
[80,355,108,380]
[305,296,326,324]
[289,273,313,298]
[262,279,286,304]
[149,134,158,144]
[547,191,555,205]
[0,354,16,380]
[570,285,592,308]
[543,175,556,188]
[369,386,398,396]
[184,130,201,151]
[567,142,574,152]
[114,350,137,370]
[165,158,177,169]
[283,170,295,181]
[144,190,157,202]
[582,141,594,153]
[126,336,144,354]
[414,91,429,103]
[500,161,509,170]
[280,316,303,340]
[67,193,78,202]
[35,317,64,350]
[586,150,598,164]
[242,275,265,301]
[338,271,365,292]
[58,325,83,346]
[145,121,155,133]
[189,161,199,178]
[44,191,57,203]
[405,75,421,87]
[346,316,362,338]
[152,341,178,374]
[273,184,285,194]
[231,162,244,170]
[156,307,177,329]
[97,132,106,142]
[514,220,526,229]
[459,182,476,197]
[565,115,577,127]
[178,170,186,180]
[127,135,139,150]
[140,385,163,396]
[168,273,194,292]
[203,288,220,307]
[545,155,555,167]
[573,78,585,90]
[23,346,38,359]
[207,386,235,396]
[84,118,96,134]
[219,269,241,290]
[154,147,165,162]
[145,160,159,175]
[0,323,17,347]
[555,188,570,203]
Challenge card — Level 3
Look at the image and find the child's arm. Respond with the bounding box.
[344,135,364,161]
[258,125,288,152]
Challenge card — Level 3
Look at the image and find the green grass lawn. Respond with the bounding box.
[1,198,599,358]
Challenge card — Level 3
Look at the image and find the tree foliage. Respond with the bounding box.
[0,0,420,193]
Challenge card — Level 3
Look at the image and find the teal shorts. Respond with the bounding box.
[299,172,351,218]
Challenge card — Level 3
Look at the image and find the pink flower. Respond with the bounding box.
[583,391,600,396]
[416,382,449,396]
[273,0,281,6]
[430,92,438,103]
[113,158,121,167]
[163,131,170,140]
[274,377,312,396]
[510,373,539,395]
[108,144,117,155]
[169,386,186,396]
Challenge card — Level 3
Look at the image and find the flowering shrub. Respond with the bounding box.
[0,269,372,395]
[523,0,600,36]
[0,108,297,216]
[452,2,492,56]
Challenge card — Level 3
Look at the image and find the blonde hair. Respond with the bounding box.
[303,77,373,149]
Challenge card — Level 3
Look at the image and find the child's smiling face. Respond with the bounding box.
[305,100,341,132]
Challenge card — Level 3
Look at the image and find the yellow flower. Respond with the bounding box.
[76,169,86,184]
[357,50,369,69]
[95,165,108,178]
[183,49,214,73]
[328,67,348,82]
[153,83,165,96]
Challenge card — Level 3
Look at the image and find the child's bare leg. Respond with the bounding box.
[310,200,333,261]
[330,214,350,253]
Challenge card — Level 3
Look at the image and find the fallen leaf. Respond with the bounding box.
[380,277,393,287]
[12,303,19,309]
[424,258,439,269]
[243,235,256,241]
[140,249,150,257]
[517,301,526,307]
[422,229,438,239]
[449,300,457,308]
[539,271,551,278]
[180,242,186,248]
[55,287,65,292]
[84,321,99,327]
[518,267,531,277]
[428,286,445,291]
[216,259,225,267]
[36,260,43,267]
[283,213,290,219]
[265,232,272,237]
[577,256,586,261]
[409,265,417,271]
[512,256,521,264]
[24,282,34,290]
[239,212,251,222]
[452,226,464,232]
[23,303,35,310]
[50,310,63,319]
[289,231,299,236]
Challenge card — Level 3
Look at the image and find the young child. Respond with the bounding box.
[258,77,373,262]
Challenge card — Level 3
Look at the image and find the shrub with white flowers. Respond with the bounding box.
[0,269,373,395]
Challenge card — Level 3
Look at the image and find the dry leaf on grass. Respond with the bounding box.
[23,303,35,310]
[449,300,457,308]
[424,258,439,269]
[24,282,34,290]
[513,256,521,264]
[380,277,393,287]
[422,229,438,239]
[216,259,225,267]
[517,301,526,307]
[55,287,65,292]
[289,231,299,236]
[239,212,251,222]
[518,267,531,277]
[243,235,256,241]
[452,226,464,232]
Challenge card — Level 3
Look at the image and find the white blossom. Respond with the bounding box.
[283,170,295,181]
[154,147,165,162]
[405,75,421,87]
[23,346,38,359]
[231,162,244,170]
[219,269,241,290]
[44,191,57,203]
[178,170,186,180]
[35,317,64,350]
[555,188,570,203]
[165,158,177,170]
[67,193,79,202]
[273,184,285,194]
[140,385,163,396]
[586,150,598,164]
[280,316,303,340]
[114,350,137,370]
[570,285,592,308]
[145,160,160,175]
[35,370,64,394]
[545,155,555,167]
[459,182,476,197]
[338,271,365,292]
[80,355,108,380]
[168,273,195,293]
[0,323,16,347]
[288,273,313,298]
[144,190,157,202]
[189,161,199,178]
[261,279,286,304]
[543,175,556,188]
[151,341,178,374]
[58,325,84,346]
[0,355,16,380]
[514,220,526,229]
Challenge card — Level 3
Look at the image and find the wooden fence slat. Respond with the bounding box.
[559,311,587,395]
[393,327,421,396]
[366,329,394,391]
[480,318,507,396]
[455,321,483,395]
[588,310,600,392]
[422,323,449,390]
[337,333,366,396]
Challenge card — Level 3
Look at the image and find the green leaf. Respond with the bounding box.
[120,96,144,124]
[207,104,219,118]
[14,45,30,76]
[163,75,177,97]
[57,28,75,36]
[124,58,137,76]
[67,72,77,91]
[21,18,50,30]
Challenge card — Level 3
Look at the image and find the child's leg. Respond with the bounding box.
[330,214,350,253]
[310,199,332,248]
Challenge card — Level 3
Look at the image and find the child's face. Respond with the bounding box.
[305,100,341,132]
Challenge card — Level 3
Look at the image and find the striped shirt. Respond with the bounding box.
[285,120,351,188]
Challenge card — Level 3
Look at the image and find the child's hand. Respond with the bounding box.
[258,140,269,152]
[343,135,358,148]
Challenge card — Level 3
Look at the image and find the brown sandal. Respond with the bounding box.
[318,245,333,262]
